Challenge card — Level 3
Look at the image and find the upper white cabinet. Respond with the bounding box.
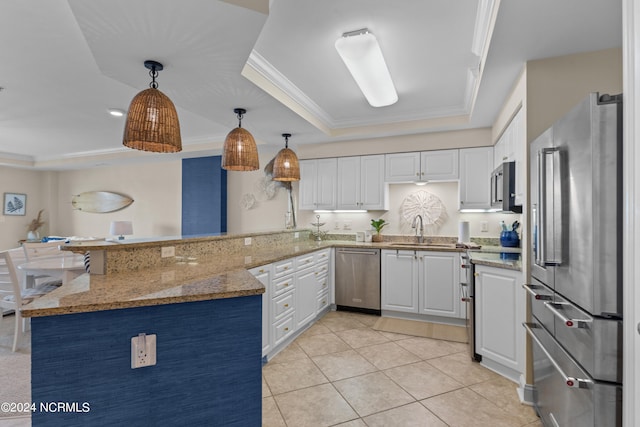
[459,146,493,210]
[421,150,459,181]
[494,108,525,206]
[337,155,388,210]
[299,158,337,210]
[385,150,459,183]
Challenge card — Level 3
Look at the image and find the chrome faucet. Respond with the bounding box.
[411,214,424,243]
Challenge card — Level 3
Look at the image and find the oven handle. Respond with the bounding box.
[523,323,592,389]
[522,284,553,301]
[544,301,592,329]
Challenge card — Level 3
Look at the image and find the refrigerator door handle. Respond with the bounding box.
[544,301,592,329]
[538,147,563,266]
[523,323,593,389]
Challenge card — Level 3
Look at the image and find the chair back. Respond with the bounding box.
[22,241,62,261]
[0,249,23,309]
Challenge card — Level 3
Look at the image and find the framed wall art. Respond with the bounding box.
[4,193,26,216]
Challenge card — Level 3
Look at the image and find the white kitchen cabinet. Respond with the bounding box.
[337,155,388,210]
[475,265,525,377]
[421,150,459,181]
[382,249,462,319]
[459,146,493,210]
[249,264,272,358]
[418,252,461,318]
[385,150,458,183]
[294,252,317,330]
[494,108,525,206]
[299,158,337,210]
[381,250,419,313]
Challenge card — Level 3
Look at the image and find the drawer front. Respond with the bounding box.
[317,292,329,312]
[273,275,294,296]
[316,274,329,294]
[314,249,331,264]
[274,315,295,346]
[273,291,294,319]
[273,259,294,277]
[526,322,622,427]
[296,254,315,270]
[552,293,622,383]
[315,262,329,276]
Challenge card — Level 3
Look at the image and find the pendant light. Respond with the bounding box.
[123,60,182,153]
[222,108,259,171]
[272,133,300,182]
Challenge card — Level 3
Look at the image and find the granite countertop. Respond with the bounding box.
[468,248,522,271]
[21,239,514,318]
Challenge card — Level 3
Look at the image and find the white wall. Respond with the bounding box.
[55,161,182,239]
[0,166,49,249]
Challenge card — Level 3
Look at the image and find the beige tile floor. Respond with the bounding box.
[263,310,543,427]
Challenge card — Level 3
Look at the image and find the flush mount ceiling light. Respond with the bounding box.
[222,108,259,171]
[335,28,398,108]
[122,60,182,153]
[272,133,300,182]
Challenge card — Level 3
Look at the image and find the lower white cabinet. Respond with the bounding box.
[252,248,333,360]
[475,265,524,376]
[381,250,419,312]
[381,250,462,319]
[249,265,272,358]
[295,263,318,329]
[418,252,461,318]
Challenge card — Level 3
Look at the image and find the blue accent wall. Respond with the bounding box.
[181,156,227,236]
[31,296,262,426]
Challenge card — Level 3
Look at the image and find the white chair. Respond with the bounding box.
[22,240,63,261]
[0,249,61,352]
[21,241,63,286]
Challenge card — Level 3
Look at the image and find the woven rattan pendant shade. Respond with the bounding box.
[273,133,300,181]
[123,60,182,153]
[222,108,259,171]
[123,88,182,152]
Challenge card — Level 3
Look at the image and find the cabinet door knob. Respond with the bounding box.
[474,272,479,277]
[284,304,289,308]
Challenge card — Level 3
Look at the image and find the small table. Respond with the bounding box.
[18,254,86,286]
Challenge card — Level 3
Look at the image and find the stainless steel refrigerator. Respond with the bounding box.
[524,92,623,426]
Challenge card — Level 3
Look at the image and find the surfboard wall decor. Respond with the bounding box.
[71,191,134,213]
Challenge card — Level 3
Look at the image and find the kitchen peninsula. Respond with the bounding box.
[21,230,518,426]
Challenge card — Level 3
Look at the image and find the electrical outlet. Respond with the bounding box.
[343,221,352,230]
[334,221,341,230]
[294,232,299,239]
[481,221,489,232]
[131,333,156,369]
[244,237,252,246]
[161,246,175,258]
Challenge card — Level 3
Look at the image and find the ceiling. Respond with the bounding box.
[0,0,621,170]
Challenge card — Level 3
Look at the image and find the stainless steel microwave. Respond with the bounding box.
[490,161,522,213]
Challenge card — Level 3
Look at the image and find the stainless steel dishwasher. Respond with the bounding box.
[335,248,381,315]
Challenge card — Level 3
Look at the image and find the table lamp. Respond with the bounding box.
[110,221,133,240]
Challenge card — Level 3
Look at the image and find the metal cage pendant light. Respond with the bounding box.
[272,133,300,182]
[222,108,259,171]
[123,60,182,153]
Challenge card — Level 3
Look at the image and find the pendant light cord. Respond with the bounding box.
[149,66,159,89]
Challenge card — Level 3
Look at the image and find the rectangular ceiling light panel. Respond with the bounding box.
[335,29,398,108]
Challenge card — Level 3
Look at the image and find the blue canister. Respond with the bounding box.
[500,230,520,247]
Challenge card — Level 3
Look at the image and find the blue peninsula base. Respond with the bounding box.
[30,295,262,426]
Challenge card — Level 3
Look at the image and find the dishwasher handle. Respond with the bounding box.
[337,250,379,255]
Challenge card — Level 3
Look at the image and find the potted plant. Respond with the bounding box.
[370,218,388,242]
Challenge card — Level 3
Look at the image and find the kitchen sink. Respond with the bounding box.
[388,242,457,248]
